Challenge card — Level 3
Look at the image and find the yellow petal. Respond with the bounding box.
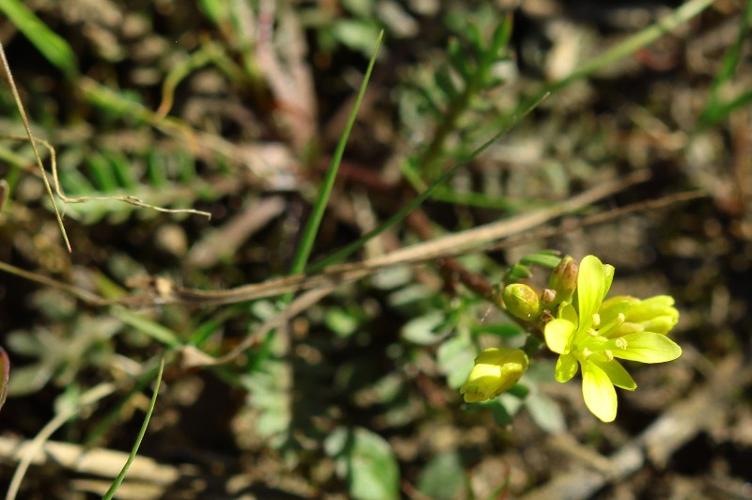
[559,302,578,324]
[555,353,578,383]
[608,332,682,363]
[544,319,576,354]
[577,256,609,331]
[582,361,617,422]
[593,358,636,391]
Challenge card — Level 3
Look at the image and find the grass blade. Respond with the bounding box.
[288,30,384,275]
[0,0,77,77]
[112,308,182,348]
[700,0,752,125]
[102,357,165,500]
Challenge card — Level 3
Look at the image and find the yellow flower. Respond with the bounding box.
[460,347,529,403]
[544,255,682,422]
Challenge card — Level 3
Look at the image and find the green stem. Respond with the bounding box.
[288,31,384,276]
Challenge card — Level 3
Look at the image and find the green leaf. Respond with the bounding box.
[325,308,360,338]
[0,0,77,76]
[447,38,471,78]
[434,66,460,99]
[7,363,52,396]
[370,266,413,290]
[437,335,476,388]
[86,153,120,193]
[471,323,523,338]
[198,0,230,24]
[526,393,565,433]
[401,311,446,345]
[417,452,466,500]
[504,263,532,283]
[488,399,512,425]
[334,428,400,500]
[520,251,562,269]
[332,20,383,56]
[106,151,138,190]
[112,308,181,348]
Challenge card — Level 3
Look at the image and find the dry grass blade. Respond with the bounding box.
[0,435,181,487]
[0,40,71,251]
[0,134,212,219]
[5,384,116,500]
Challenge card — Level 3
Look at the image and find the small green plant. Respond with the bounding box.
[461,254,682,422]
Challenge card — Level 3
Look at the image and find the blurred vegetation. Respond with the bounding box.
[0,0,751,498]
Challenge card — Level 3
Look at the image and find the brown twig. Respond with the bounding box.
[0,179,706,310]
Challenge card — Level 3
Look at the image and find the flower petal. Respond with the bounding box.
[608,332,682,363]
[559,302,578,324]
[642,315,679,335]
[577,256,608,331]
[599,295,638,324]
[592,358,636,391]
[627,295,678,322]
[581,361,618,422]
[555,353,578,383]
[603,264,615,296]
[544,319,576,354]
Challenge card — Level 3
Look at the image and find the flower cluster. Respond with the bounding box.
[460,254,682,423]
[544,255,681,422]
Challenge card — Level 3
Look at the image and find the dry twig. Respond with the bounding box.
[0,177,708,310]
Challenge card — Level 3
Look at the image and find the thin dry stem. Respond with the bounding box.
[5,384,116,500]
[0,134,212,219]
[0,180,705,310]
[0,41,71,251]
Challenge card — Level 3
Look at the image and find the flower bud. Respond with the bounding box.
[548,256,578,304]
[502,284,540,321]
[461,347,529,403]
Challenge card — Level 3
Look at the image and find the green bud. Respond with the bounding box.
[502,284,540,321]
[548,256,578,304]
[460,347,529,403]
